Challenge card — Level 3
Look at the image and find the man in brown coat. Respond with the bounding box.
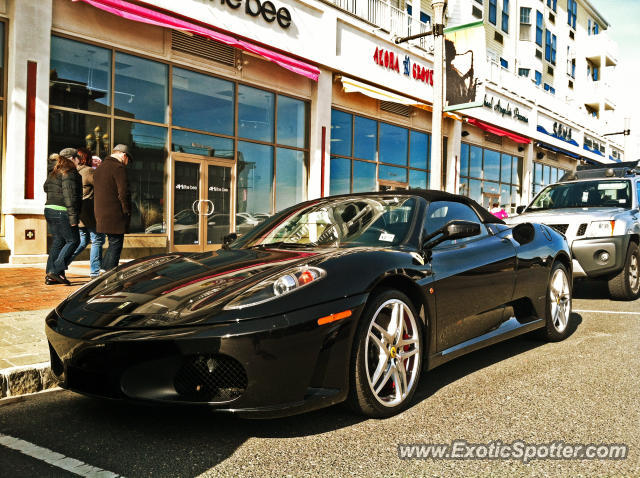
[94,144,132,271]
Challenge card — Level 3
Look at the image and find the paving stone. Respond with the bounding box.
[6,367,42,396]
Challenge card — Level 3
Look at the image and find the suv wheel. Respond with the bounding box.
[607,241,640,301]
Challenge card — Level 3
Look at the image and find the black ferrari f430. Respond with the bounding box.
[46,190,573,418]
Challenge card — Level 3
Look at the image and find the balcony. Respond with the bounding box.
[583,31,618,67]
[329,0,431,49]
[583,79,616,113]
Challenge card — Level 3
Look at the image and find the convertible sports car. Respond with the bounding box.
[46,191,573,418]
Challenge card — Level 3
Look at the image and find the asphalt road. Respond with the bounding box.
[1,280,638,478]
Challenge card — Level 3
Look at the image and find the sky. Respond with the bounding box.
[591,0,640,159]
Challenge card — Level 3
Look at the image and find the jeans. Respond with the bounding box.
[45,208,80,275]
[102,233,125,271]
[70,227,106,276]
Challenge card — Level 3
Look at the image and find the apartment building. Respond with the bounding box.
[0,0,625,262]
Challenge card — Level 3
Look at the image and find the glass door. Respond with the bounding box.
[172,154,235,252]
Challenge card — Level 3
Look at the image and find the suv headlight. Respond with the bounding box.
[585,220,615,238]
[224,266,326,310]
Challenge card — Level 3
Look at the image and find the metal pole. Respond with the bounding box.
[624,117,631,158]
[430,0,446,191]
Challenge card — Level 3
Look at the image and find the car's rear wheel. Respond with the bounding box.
[607,241,640,301]
[348,290,422,417]
[541,262,572,342]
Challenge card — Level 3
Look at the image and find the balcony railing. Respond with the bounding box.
[330,0,431,49]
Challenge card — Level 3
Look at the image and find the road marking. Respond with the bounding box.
[574,309,640,316]
[0,433,122,477]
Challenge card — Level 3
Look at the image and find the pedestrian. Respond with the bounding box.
[94,144,133,271]
[43,148,82,285]
[69,147,106,278]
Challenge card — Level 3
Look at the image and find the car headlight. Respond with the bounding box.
[585,220,615,238]
[224,266,326,310]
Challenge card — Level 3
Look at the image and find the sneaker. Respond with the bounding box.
[47,272,71,286]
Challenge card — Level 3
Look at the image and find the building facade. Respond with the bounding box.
[0,0,625,262]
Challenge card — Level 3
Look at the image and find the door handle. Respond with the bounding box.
[203,200,214,216]
[192,200,200,215]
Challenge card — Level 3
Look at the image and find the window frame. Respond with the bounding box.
[489,0,497,25]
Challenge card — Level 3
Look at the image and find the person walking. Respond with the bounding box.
[69,147,105,278]
[44,148,82,285]
[94,144,133,271]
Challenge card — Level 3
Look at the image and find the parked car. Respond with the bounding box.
[506,160,640,300]
[46,191,572,418]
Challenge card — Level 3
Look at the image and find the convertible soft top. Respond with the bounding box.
[343,189,506,226]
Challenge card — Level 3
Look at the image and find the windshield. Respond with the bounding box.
[230,196,418,249]
[528,180,632,211]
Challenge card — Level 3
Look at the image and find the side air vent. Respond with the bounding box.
[380,101,411,117]
[171,30,236,67]
[494,32,504,44]
[576,223,587,236]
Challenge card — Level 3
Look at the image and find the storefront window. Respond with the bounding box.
[330,109,430,192]
[50,36,111,114]
[0,22,4,223]
[459,142,522,213]
[532,161,567,196]
[354,116,377,161]
[353,160,377,192]
[48,111,110,159]
[330,110,353,157]
[238,85,274,142]
[275,148,306,211]
[172,67,234,136]
[237,141,273,216]
[330,156,351,195]
[277,96,307,148]
[171,129,233,158]
[114,120,168,234]
[379,123,408,166]
[114,52,168,123]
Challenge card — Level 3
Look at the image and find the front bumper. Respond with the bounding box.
[46,294,367,418]
[571,235,628,278]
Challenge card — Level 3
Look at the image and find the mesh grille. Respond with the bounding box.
[547,224,568,234]
[171,31,236,66]
[174,354,247,402]
[576,223,587,236]
[380,101,411,117]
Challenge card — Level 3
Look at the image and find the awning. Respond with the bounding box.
[536,141,584,160]
[465,117,531,144]
[73,0,320,81]
[340,77,462,121]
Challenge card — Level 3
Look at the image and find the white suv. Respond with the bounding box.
[506,161,640,300]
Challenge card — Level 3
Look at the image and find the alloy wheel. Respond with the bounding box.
[364,299,420,407]
[549,268,571,333]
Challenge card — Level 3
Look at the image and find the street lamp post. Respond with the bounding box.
[430,0,447,191]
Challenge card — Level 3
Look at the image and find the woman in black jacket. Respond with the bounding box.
[44,149,82,285]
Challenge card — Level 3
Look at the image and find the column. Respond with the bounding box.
[308,68,333,200]
[520,141,534,206]
[445,117,461,193]
[3,0,53,262]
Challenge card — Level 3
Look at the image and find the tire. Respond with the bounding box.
[607,242,640,301]
[541,262,572,342]
[348,289,423,417]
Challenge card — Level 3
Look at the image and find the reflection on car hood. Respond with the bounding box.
[58,248,323,329]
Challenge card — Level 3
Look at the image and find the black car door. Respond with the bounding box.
[425,201,517,352]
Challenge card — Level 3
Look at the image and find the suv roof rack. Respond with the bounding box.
[560,160,639,181]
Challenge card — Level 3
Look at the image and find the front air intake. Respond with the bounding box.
[174,354,247,403]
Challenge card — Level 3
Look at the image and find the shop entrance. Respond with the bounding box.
[171,153,235,252]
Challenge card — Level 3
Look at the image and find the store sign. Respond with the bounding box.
[537,114,578,146]
[553,121,573,142]
[373,47,434,86]
[483,94,528,123]
[218,0,292,29]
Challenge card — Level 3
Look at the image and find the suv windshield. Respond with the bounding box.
[528,180,632,211]
[231,196,417,249]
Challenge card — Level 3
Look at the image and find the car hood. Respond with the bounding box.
[58,248,327,329]
[506,207,627,224]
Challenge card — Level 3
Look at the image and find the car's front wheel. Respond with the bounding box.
[348,290,423,417]
[541,262,572,342]
[607,241,640,301]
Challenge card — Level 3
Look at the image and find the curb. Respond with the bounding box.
[0,362,57,399]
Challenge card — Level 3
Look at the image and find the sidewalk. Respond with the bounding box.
[0,263,91,399]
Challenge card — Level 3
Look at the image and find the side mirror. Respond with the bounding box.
[422,220,481,250]
[516,205,526,215]
[222,233,238,249]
